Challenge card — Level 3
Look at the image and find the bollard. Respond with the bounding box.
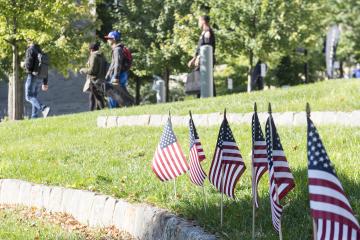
[200,45,213,98]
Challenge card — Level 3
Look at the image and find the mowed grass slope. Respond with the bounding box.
[100,79,360,117]
[0,80,359,239]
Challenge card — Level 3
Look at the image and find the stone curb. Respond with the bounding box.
[0,179,216,240]
[97,110,360,128]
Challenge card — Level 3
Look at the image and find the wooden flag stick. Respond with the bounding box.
[220,164,225,228]
[274,183,283,240]
[202,186,208,214]
[173,178,177,199]
[312,218,317,240]
[252,102,257,240]
[268,103,283,240]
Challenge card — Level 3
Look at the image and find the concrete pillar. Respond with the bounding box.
[200,45,213,98]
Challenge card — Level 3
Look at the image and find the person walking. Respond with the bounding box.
[80,42,107,111]
[24,41,50,118]
[104,31,134,108]
[188,15,216,96]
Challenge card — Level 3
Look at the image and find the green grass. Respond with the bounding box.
[0,80,359,239]
[100,79,360,117]
[0,207,84,239]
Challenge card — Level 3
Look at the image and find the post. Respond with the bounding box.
[220,164,224,228]
[312,218,317,240]
[202,186,207,213]
[252,102,257,240]
[268,103,283,240]
[173,178,177,199]
[200,45,213,98]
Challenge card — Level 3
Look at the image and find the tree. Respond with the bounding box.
[326,0,360,68]
[110,0,192,102]
[0,0,96,120]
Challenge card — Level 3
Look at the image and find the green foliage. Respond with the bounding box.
[326,0,360,62]
[0,0,98,76]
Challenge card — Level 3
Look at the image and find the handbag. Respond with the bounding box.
[185,70,200,94]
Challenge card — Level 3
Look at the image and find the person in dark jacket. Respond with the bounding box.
[24,41,50,118]
[188,15,216,96]
[104,31,134,108]
[80,42,107,111]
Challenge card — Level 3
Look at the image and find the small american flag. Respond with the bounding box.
[189,116,207,186]
[307,117,360,240]
[252,110,268,208]
[152,117,189,181]
[265,116,295,232]
[209,116,246,198]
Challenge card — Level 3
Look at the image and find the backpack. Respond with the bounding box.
[120,45,132,71]
[35,52,49,79]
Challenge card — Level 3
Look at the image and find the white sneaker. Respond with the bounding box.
[42,106,50,118]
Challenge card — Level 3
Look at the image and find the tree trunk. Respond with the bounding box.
[135,75,141,105]
[247,50,254,92]
[164,67,170,102]
[8,43,23,120]
[304,49,309,83]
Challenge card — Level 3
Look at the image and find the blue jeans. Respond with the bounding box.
[108,71,128,108]
[25,74,45,118]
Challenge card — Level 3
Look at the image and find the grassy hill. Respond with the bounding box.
[0,79,359,239]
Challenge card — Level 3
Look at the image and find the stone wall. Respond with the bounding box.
[0,70,90,118]
[0,179,217,240]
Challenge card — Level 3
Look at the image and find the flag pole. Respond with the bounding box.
[173,178,177,199]
[312,218,317,240]
[220,164,224,228]
[202,186,208,213]
[252,102,257,240]
[306,104,316,240]
[169,110,177,199]
[269,103,283,240]
[220,108,227,228]
[190,110,207,213]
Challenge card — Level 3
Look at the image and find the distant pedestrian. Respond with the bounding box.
[188,15,216,96]
[24,40,50,118]
[104,31,134,108]
[80,42,107,111]
[352,64,360,79]
[251,60,266,91]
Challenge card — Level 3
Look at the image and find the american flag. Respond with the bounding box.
[307,117,360,240]
[188,116,207,186]
[209,116,246,198]
[265,116,295,232]
[252,111,268,208]
[152,117,189,181]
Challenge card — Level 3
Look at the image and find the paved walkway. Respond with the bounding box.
[0,179,216,240]
[97,111,360,128]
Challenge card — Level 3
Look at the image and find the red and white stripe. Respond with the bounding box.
[152,142,189,181]
[252,140,268,208]
[209,141,246,198]
[189,139,206,186]
[309,169,360,240]
[272,150,295,201]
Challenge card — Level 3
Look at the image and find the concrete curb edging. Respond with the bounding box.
[0,179,216,240]
[97,111,360,128]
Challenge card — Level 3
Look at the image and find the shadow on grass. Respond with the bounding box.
[145,168,360,240]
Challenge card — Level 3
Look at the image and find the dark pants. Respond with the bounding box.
[251,76,264,91]
[89,83,106,111]
[25,74,45,118]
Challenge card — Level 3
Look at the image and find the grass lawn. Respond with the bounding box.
[98,79,360,117]
[0,80,359,239]
[0,206,85,239]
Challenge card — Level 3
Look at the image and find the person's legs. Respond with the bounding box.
[25,74,44,118]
